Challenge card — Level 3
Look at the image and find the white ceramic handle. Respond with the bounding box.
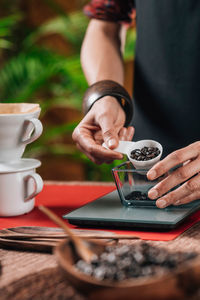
[24,173,43,202]
[102,141,135,155]
[112,141,136,155]
[22,118,43,145]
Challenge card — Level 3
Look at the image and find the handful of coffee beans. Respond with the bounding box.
[130,147,160,161]
[75,242,197,282]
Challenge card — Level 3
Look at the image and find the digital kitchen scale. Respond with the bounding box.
[63,190,200,230]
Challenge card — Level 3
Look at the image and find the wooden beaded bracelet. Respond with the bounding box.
[82,80,134,127]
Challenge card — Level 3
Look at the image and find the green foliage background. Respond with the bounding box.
[0,0,135,181]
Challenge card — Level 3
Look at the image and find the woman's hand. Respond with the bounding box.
[147,142,200,208]
[72,96,134,164]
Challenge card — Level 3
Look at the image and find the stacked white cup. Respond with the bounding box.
[0,103,43,216]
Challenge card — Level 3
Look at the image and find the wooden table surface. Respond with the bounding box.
[1,181,200,300]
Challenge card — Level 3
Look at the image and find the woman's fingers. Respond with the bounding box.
[74,125,123,160]
[118,128,127,141]
[127,126,135,140]
[76,133,122,162]
[173,191,200,206]
[147,142,200,180]
[118,126,134,141]
[155,173,200,208]
[72,96,127,163]
[146,141,200,207]
[76,143,103,165]
[148,157,200,199]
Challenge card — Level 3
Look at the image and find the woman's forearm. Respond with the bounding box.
[81,19,125,85]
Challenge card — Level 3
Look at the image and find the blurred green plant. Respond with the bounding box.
[124,26,136,61]
[24,12,87,51]
[0,11,88,104]
[0,48,87,107]
[0,3,135,181]
[0,14,21,50]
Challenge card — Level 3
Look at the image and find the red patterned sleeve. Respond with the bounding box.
[84,0,134,24]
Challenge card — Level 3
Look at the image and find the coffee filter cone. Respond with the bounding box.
[0,103,40,114]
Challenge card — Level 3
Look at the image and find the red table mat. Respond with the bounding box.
[0,184,200,241]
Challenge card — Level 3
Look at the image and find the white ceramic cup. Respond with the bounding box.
[0,159,43,216]
[0,103,43,162]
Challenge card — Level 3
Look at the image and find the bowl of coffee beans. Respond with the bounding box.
[55,239,200,300]
[112,161,162,207]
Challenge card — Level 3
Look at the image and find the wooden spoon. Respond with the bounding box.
[39,205,99,263]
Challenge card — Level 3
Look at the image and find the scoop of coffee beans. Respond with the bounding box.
[75,242,197,282]
[130,147,160,161]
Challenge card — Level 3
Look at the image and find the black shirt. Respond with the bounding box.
[133,0,200,156]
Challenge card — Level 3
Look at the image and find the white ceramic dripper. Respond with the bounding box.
[103,139,163,170]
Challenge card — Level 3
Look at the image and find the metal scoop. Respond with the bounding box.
[103,139,163,170]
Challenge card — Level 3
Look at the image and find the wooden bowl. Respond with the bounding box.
[54,239,200,300]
